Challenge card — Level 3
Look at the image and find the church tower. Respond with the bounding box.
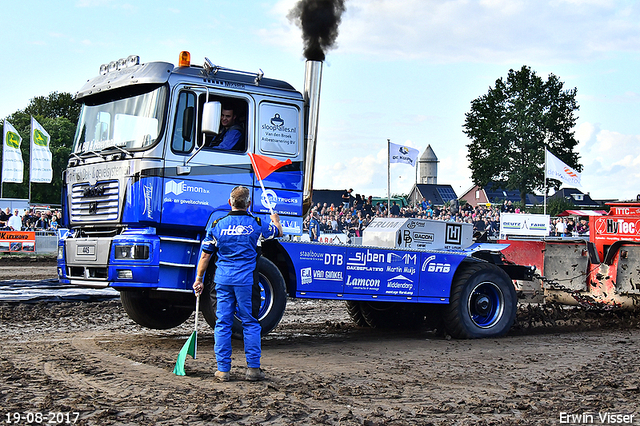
[419,145,438,184]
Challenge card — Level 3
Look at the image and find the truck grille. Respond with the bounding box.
[70,180,120,222]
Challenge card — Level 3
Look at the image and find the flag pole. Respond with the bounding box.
[387,139,391,218]
[544,148,547,216]
[1,124,3,198]
[172,293,200,375]
[193,294,199,359]
[257,175,274,215]
[29,117,32,204]
[248,153,275,215]
[414,154,418,206]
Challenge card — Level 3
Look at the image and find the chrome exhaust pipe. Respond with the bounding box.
[302,60,323,216]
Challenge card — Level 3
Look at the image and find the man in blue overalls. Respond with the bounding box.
[193,186,282,382]
[308,209,320,242]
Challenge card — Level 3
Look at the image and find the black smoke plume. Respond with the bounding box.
[289,0,346,61]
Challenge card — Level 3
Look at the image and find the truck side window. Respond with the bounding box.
[199,95,248,152]
[171,91,196,153]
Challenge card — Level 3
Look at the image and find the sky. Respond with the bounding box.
[2,0,640,202]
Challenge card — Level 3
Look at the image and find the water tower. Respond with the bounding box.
[419,145,438,184]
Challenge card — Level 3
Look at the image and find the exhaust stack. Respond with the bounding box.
[302,60,323,216]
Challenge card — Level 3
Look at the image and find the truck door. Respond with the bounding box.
[251,101,304,236]
[163,88,253,229]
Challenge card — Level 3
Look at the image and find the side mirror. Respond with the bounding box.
[202,101,221,134]
[182,106,194,142]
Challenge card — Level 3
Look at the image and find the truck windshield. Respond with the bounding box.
[73,85,168,154]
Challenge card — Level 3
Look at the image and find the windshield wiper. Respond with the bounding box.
[85,150,107,160]
[100,145,132,158]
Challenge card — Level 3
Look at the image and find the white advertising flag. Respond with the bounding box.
[545,149,581,187]
[389,141,419,167]
[2,121,24,183]
[30,117,53,183]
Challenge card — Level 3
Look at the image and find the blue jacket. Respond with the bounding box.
[202,211,279,286]
[309,217,320,241]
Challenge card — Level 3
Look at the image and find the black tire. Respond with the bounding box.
[359,301,426,329]
[345,300,369,327]
[120,290,193,329]
[444,262,517,339]
[201,257,287,339]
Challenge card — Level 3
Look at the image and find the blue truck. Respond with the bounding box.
[57,52,532,339]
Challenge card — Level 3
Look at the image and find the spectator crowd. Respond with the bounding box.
[0,207,61,232]
[304,190,523,239]
[304,190,590,240]
[549,217,589,237]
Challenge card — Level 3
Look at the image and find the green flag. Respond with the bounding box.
[173,330,197,376]
[173,294,199,376]
[30,117,53,183]
[2,121,24,183]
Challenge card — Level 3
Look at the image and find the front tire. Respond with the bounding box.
[444,262,517,339]
[120,290,193,329]
[201,257,287,339]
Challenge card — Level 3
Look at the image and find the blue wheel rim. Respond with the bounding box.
[257,274,273,321]
[467,281,504,328]
[233,274,273,321]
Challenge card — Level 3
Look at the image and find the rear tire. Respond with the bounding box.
[345,301,369,327]
[120,290,193,329]
[444,262,517,339]
[202,257,287,339]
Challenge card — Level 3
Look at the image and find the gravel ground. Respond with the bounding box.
[0,259,639,425]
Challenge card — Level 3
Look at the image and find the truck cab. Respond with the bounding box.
[59,53,313,329]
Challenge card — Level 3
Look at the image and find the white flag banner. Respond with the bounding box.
[30,117,53,183]
[389,141,419,167]
[545,149,581,187]
[2,121,24,183]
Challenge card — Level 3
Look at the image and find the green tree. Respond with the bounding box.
[529,196,576,217]
[463,65,581,206]
[1,92,77,204]
[24,92,81,125]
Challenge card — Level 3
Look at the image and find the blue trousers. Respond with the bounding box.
[214,283,262,372]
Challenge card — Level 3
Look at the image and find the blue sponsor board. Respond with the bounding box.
[285,244,346,294]
[123,176,163,225]
[253,187,303,216]
[418,252,465,299]
[282,241,472,303]
[279,216,303,236]
[160,178,234,228]
[345,248,420,297]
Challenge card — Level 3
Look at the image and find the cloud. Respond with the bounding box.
[76,0,124,7]
[329,0,640,63]
[261,0,640,66]
[254,0,306,55]
[439,146,472,193]
[314,139,427,196]
[577,123,640,199]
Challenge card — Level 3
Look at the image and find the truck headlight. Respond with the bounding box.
[114,244,150,260]
[57,246,64,260]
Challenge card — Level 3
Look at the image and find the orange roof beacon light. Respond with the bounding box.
[178,51,191,67]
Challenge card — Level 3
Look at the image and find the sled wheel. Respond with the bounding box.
[120,290,193,329]
[444,262,517,339]
[201,257,287,339]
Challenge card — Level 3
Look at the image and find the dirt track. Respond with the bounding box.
[1,260,639,425]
